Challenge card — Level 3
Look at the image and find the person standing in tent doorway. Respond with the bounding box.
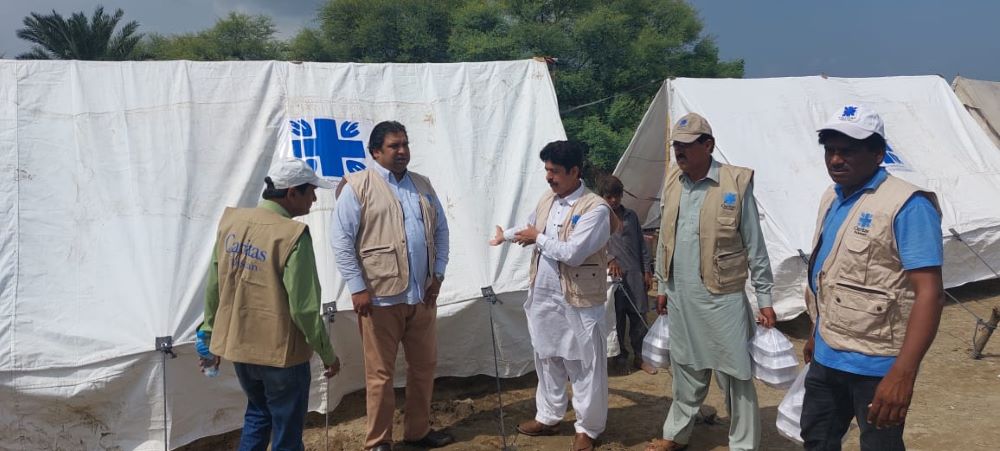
[330,121,452,451]
[597,175,658,376]
[489,140,613,451]
[800,105,944,451]
[646,113,776,451]
[198,158,340,451]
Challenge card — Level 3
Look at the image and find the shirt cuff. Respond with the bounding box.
[657,281,668,296]
[433,261,447,276]
[756,292,773,309]
[536,234,550,247]
[346,276,368,294]
[319,348,337,366]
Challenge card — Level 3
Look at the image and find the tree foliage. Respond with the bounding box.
[16,6,142,60]
[142,13,285,61]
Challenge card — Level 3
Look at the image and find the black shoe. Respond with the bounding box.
[403,429,455,448]
[370,443,393,451]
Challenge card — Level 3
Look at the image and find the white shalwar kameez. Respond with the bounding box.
[505,183,612,439]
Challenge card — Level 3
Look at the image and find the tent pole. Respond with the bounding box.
[322,303,337,451]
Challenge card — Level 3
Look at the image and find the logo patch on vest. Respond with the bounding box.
[571,214,581,226]
[722,192,738,210]
[224,233,268,272]
[855,212,873,236]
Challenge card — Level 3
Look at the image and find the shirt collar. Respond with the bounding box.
[259,199,291,218]
[833,167,888,201]
[679,158,721,184]
[557,181,587,206]
[372,161,406,183]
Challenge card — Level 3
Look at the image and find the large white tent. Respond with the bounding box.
[615,76,1000,320]
[0,59,564,449]
[953,76,1000,149]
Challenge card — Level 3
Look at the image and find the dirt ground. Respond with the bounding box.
[181,280,1000,450]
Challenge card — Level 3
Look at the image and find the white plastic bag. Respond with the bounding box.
[641,315,670,368]
[751,325,799,389]
[776,363,854,444]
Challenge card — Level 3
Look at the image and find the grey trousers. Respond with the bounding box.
[662,358,761,451]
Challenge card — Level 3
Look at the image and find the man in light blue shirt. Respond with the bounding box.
[330,121,451,451]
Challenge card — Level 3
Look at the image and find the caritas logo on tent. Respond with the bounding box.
[882,142,911,172]
[289,118,371,180]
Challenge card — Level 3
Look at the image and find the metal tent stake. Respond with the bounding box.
[481,286,515,451]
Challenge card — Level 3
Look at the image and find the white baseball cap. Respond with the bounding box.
[818,104,885,140]
[267,158,336,189]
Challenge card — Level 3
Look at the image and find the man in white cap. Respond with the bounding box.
[199,157,340,451]
[330,121,452,451]
[800,105,943,451]
[647,112,776,451]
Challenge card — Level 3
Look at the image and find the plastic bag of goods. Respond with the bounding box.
[641,315,670,369]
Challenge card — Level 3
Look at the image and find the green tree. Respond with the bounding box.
[16,6,142,60]
[143,13,285,61]
[313,0,460,62]
[447,0,743,175]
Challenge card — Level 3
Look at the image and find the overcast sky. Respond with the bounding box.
[2,0,998,81]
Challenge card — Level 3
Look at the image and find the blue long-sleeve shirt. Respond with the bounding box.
[330,164,449,306]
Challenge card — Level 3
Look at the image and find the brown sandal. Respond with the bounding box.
[572,432,595,451]
[517,419,560,436]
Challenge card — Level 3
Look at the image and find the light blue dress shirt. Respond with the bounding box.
[330,164,449,306]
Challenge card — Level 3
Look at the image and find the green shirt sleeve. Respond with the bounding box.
[201,244,220,334]
[285,230,337,365]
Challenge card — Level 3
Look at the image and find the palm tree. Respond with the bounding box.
[16,6,142,60]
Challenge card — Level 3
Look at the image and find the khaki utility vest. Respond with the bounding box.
[343,168,439,297]
[528,188,612,308]
[659,163,754,294]
[210,206,313,368]
[806,175,940,356]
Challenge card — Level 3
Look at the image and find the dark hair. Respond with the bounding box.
[539,140,586,174]
[597,175,624,197]
[695,134,713,144]
[818,129,886,153]
[368,121,407,157]
[261,177,311,200]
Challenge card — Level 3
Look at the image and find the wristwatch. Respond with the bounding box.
[434,272,445,283]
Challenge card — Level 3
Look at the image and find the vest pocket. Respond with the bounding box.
[360,245,400,279]
[825,282,893,341]
[714,250,748,289]
[841,236,871,284]
[568,264,606,301]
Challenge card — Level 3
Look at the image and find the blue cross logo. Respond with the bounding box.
[841,105,858,119]
[290,118,367,178]
[858,212,873,229]
[883,143,904,166]
[723,192,737,206]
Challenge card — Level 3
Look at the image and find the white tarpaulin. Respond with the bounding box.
[953,76,1000,149]
[0,59,564,449]
[615,76,1000,320]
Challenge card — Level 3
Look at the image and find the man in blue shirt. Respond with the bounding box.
[800,105,944,451]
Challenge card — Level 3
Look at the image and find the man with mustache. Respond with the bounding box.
[490,140,613,451]
[330,121,452,451]
[647,113,776,451]
[800,105,943,451]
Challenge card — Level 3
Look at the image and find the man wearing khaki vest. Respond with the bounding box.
[199,158,340,451]
[330,121,452,451]
[800,105,944,451]
[646,113,776,451]
[489,140,612,451]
